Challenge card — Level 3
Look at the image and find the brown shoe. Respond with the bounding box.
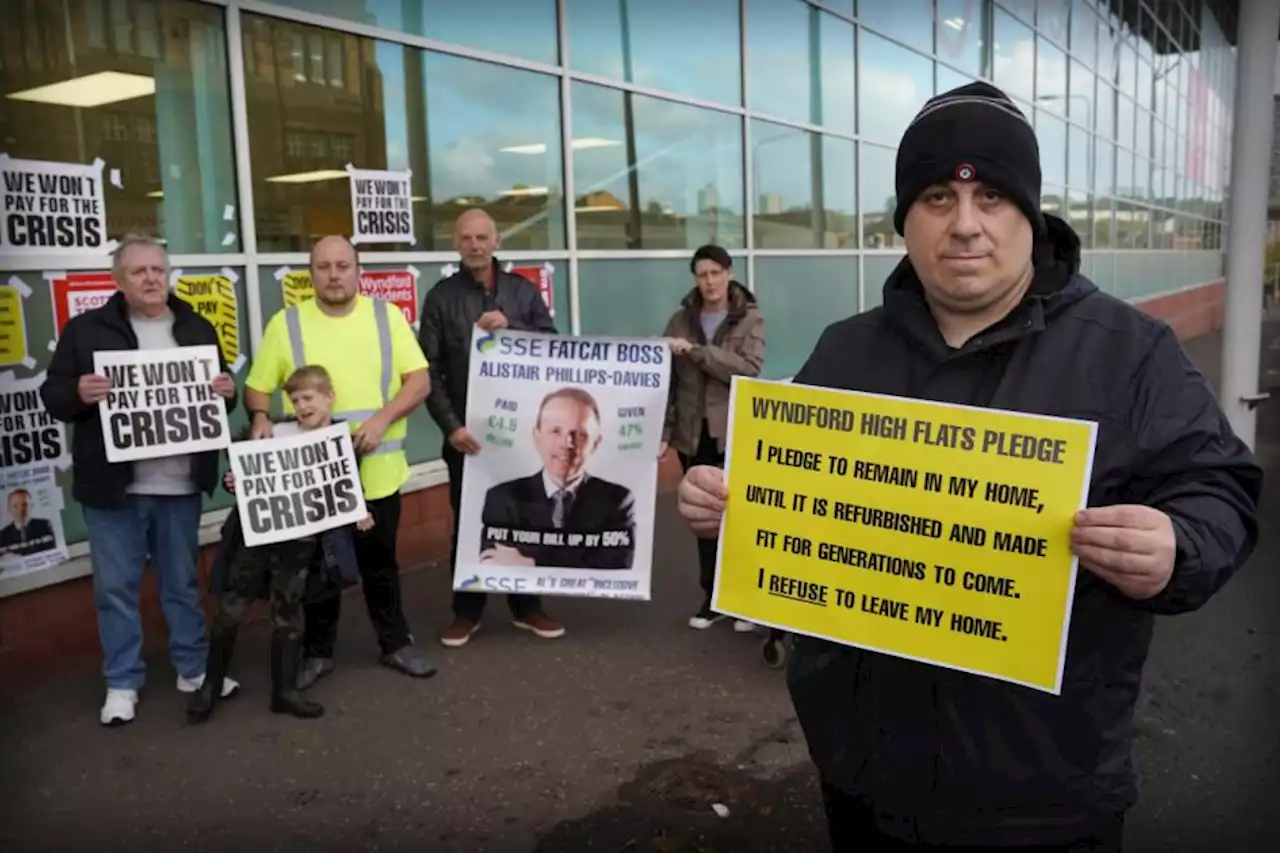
[513,612,565,640]
[440,618,479,648]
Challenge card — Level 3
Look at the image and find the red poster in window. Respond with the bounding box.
[48,271,116,337]
[508,263,555,315]
[359,268,419,326]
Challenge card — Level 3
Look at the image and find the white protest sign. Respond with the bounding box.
[229,423,367,547]
[346,163,414,245]
[0,154,114,256]
[454,328,671,601]
[93,345,231,463]
[0,464,68,579]
[0,371,69,471]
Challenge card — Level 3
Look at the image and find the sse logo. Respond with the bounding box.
[475,332,500,354]
[459,574,481,589]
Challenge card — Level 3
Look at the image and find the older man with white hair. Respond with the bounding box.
[42,234,240,726]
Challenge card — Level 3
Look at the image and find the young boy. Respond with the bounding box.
[187,365,369,723]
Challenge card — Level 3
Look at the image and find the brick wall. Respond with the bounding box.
[0,279,1227,688]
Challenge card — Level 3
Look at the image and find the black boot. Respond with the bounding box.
[186,624,238,724]
[270,631,324,719]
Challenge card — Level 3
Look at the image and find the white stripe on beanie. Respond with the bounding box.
[906,94,1032,132]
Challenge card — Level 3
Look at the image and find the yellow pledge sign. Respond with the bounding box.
[714,378,1097,695]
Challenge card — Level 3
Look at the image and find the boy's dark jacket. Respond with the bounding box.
[207,420,361,603]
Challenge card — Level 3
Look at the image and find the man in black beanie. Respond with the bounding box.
[676,81,1262,850]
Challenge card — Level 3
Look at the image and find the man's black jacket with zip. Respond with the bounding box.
[39,292,237,509]
[417,258,557,437]
[785,214,1262,846]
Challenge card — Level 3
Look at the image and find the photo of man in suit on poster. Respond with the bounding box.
[0,488,57,559]
[479,387,637,570]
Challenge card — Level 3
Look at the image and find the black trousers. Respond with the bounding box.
[677,421,724,599]
[302,493,412,658]
[442,443,542,622]
[822,783,1125,853]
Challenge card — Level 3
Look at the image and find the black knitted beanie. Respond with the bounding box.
[893,81,1046,237]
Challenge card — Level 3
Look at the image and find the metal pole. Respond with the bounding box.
[1220,0,1280,449]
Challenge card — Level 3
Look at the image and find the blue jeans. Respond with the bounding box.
[84,494,208,690]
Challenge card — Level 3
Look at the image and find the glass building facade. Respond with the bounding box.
[0,0,1238,556]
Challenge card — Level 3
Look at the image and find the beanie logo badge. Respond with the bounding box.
[955,163,976,182]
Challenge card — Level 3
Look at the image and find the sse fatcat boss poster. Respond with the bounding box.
[454,328,670,601]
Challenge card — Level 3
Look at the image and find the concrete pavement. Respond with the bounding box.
[0,331,1276,853]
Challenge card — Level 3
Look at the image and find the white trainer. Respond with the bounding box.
[176,673,241,698]
[733,620,757,633]
[100,688,138,726]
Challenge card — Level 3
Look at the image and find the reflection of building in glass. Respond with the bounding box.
[0,1,236,251]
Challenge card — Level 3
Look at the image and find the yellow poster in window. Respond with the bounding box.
[713,377,1098,695]
[173,272,240,368]
[0,277,31,368]
[280,270,314,308]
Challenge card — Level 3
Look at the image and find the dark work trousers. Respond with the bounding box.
[443,443,542,622]
[677,420,725,599]
[822,782,1125,853]
[302,493,412,658]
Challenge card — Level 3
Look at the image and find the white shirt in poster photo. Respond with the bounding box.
[454,327,671,601]
[93,345,232,463]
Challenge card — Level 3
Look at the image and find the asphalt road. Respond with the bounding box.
[0,333,1275,853]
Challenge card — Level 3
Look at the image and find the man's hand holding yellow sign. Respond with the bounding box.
[713,377,1097,694]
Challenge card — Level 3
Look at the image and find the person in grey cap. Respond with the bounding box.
[675,81,1262,850]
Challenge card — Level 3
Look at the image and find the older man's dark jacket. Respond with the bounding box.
[40,292,237,509]
[785,214,1262,846]
[418,259,557,437]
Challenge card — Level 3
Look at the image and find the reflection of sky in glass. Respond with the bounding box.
[935,0,985,77]
[992,9,1034,105]
[935,65,972,97]
[566,0,741,105]
[746,0,854,136]
[858,32,931,146]
[858,0,935,54]
[860,144,897,223]
[269,0,559,64]
[1034,109,1067,188]
[569,81,744,247]
[423,52,563,202]
[1068,124,1089,190]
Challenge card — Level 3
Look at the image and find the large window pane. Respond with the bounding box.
[746,0,855,135]
[861,144,902,249]
[245,17,564,252]
[571,82,744,250]
[858,0,936,54]
[1068,124,1090,190]
[1036,38,1068,113]
[567,0,741,105]
[1067,61,1093,125]
[1036,111,1068,189]
[578,258,712,338]
[992,8,1035,105]
[751,122,855,249]
[1069,0,1097,66]
[0,0,237,254]
[266,0,559,65]
[753,257,858,378]
[858,33,932,146]
[422,53,564,250]
[936,0,988,78]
